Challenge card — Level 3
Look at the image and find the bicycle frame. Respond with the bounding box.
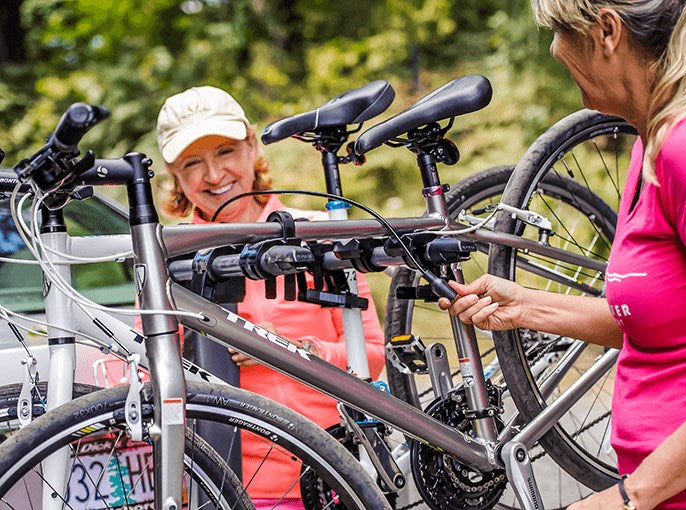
[3,156,613,509]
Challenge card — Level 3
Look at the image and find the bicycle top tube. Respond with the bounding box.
[28,210,607,274]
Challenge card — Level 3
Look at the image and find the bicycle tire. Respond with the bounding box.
[0,381,252,509]
[488,109,637,491]
[0,381,390,510]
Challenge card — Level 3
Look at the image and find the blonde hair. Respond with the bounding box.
[163,126,273,219]
[532,0,686,183]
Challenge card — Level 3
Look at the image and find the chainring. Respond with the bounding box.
[410,385,507,510]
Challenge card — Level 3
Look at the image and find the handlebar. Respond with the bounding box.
[50,103,110,153]
[0,169,32,194]
[13,103,111,197]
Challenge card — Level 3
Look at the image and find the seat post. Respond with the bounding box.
[321,150,343,197]
[417,152,449,220]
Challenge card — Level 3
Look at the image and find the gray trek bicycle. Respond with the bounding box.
[0,77,635,510]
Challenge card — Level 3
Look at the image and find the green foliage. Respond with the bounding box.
[1,0,584,216]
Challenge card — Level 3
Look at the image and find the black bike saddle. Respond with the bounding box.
[354,75,492,155]
[261,80,395,145]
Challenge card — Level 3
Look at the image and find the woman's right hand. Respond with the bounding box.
[437,274,528,331]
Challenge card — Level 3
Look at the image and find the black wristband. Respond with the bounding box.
[618,474,636,510]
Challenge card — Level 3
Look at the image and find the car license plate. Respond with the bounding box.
[66,434,155,509]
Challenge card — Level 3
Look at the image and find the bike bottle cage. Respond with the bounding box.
[188,245,246,304]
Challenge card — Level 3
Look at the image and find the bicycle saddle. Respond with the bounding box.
[354,75,492,155]
[261,80,395,144]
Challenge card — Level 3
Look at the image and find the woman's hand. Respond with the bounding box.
[437,274,528,331]
[228,321,320,366]
[228,321,279,366]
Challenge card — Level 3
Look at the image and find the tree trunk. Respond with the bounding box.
[0,0,26,63]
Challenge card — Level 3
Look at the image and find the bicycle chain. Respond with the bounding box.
[411,386,507,510]
[397,498,428,510]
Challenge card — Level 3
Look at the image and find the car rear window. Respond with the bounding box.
[0,195,135,313]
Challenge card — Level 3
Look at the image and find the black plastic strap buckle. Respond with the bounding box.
[189,246,246,304]
[295,243,369,310]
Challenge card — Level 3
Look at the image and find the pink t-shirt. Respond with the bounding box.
[606,121,686,509]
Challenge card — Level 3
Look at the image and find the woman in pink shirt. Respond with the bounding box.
[440,1,686,509]
[155,86,385,508]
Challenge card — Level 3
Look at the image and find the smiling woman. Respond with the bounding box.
[157,86,272,223]
[154,86,385,509]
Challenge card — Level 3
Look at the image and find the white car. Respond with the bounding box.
[0,187,136,387]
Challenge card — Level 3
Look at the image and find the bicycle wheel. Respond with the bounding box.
[0,381,251,509]
[0,381,389,510]
[488,110,637,494]
[385,162,623,509]
[385,121,632,507]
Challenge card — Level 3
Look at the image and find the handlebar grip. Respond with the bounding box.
[424,271,458,300]
[51,103,110,151]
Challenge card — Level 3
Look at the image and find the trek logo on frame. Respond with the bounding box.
[225,310,312,360]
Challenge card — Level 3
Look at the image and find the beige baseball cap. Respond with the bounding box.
[156,86,250,163]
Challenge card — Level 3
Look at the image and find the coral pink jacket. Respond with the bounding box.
[192,196,385,498]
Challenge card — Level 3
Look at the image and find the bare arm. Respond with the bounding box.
[438,274,624,348]
[521,289,623,348]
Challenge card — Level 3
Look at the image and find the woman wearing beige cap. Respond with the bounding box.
[156,85,385,509]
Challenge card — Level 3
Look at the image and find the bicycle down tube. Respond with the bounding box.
[170,280,616,477]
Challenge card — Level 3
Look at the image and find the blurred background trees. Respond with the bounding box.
[0,0,583,213]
